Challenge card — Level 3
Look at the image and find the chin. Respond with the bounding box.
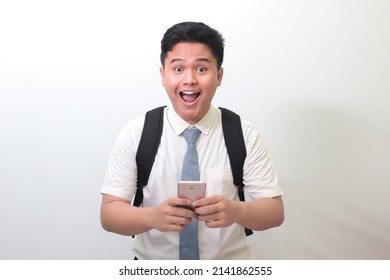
[179,108,200,124]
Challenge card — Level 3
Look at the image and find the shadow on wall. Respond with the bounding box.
[251,100,390,259]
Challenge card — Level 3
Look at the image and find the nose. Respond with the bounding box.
[183,69,197,85]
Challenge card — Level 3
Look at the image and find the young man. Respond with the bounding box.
[100,22,284,260]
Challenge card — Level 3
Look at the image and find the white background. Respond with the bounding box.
[1,0,389,259]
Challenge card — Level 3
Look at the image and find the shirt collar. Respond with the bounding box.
[166,105,218,136]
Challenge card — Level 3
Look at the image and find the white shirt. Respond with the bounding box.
[101,105,283,259]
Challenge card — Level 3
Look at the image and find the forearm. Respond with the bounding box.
[100,198,154,236]
[235,196,284,231]
[101,194,196,235]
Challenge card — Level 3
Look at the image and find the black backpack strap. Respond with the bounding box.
[133,106,166,207]
[220,107,253,236]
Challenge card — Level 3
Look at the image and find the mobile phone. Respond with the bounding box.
[177,181,206,202]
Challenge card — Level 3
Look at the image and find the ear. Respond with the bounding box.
[217,67,224,86]
[160,66,165,86]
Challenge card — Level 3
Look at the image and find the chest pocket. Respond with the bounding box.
[205,167,238,200]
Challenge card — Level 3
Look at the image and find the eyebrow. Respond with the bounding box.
[170,57,210,64]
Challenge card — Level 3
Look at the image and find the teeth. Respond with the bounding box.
[181,91,198,95]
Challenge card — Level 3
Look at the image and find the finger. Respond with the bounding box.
[173,207,197,219]
[192,195,223,208]
[174,216,193,226]
[169,197,193,208]
[197,211,221,222]
[194,203,220,216]
[204,219,224,228]
[161,223,186,233]
[160,216,192,232]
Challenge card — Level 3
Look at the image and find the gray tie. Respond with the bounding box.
[179,128,201,259]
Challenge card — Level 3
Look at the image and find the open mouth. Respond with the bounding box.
[180,91,200,104]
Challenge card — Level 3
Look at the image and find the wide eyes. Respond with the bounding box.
[174,67,183,72]
[173,66,207,73]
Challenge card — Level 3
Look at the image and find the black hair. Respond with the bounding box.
[160,22,225,69]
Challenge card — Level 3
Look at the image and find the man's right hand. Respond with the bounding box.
[150,197,197,232]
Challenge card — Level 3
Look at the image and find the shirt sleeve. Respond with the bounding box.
[100,117,144,201]
[241,119,284,200]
